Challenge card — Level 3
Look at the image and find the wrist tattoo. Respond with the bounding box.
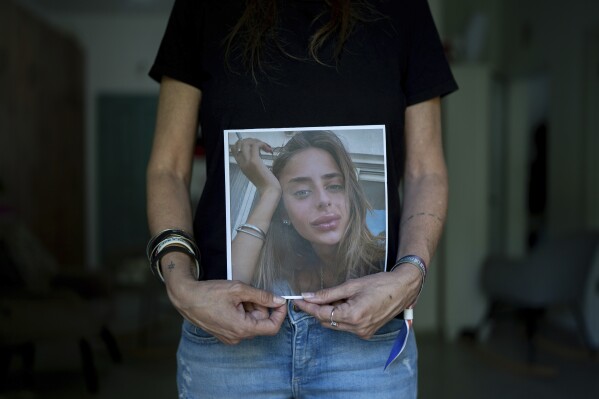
[401,212,444,227]
[167,261,176,272]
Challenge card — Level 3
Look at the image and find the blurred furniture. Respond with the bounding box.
[478,230,599,361]
[0,218,121,393]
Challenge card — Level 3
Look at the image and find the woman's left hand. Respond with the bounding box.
[293,265,422,339]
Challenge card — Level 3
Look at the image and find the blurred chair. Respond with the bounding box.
[478,230,599,361]
[0,216,121,393]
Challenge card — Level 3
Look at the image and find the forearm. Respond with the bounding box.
[396,96,447,267]
[397,169,448,265]
[146,77,201,284]
[147,167,194,233]
[231,187,281,282]
[147,166,197,283]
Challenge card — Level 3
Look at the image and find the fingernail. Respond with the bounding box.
[301,292,315,299]
[274,296,287,304]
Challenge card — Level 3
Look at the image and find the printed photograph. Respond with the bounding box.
[224,126,388,298]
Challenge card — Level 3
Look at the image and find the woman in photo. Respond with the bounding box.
[231,130,385,295]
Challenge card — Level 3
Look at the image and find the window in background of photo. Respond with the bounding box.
[358,167,386,236]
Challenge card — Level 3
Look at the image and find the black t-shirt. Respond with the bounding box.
[149,0,458,280]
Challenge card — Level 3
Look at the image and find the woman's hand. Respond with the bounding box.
[164,258,288,345]
[233,138,280,195]
[293,265,422,339]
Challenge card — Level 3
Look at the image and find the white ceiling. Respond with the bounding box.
[16,0,174,15]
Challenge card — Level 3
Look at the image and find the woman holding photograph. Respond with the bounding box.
[231,130,385,295]
[146,0,457,397]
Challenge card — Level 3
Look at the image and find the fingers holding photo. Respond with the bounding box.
[294,274,407,339]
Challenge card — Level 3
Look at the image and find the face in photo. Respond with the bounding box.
[278,147,350,254]
[225,126,387,295]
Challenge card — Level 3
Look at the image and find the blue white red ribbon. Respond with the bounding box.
[384,308,413,370]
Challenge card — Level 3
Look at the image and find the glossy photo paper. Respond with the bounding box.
[224,126,388,298]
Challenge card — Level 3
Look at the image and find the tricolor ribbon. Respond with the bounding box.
[384,308,413,370]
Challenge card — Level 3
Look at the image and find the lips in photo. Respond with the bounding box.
[311,214,341,231]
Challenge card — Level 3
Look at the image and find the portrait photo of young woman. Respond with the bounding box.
[226,127,387,297]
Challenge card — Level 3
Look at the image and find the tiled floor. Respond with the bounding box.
[2,302,598,399]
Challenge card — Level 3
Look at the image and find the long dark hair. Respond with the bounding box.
[224,0,379,79]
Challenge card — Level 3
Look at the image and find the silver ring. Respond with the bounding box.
[330,307,338,327]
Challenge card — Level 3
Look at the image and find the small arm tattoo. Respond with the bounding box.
[165,258,197,278]
[167,260,176,272]
[401,212,444,227]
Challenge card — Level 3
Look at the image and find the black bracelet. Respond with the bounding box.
[148,234,199,265]
[146,229,196,260]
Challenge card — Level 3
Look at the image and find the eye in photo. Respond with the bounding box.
[224,126,388,298]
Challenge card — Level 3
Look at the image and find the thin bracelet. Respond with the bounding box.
[236,224,266,241]
[239,223,266,237]
[236,228,265,241]
[236,223,266,240]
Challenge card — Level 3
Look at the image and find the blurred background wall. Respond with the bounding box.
[2,0,598,342]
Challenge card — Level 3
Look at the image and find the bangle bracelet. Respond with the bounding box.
[146,228,195,259]
[153,245,201,283]
[236,228,265,241]
[151,236,194,261]
[236,224,266,241]
[390,255,427,281]
[390,254,427,307]
[147,229,202,282]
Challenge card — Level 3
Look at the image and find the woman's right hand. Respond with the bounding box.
[162,252,288,345]
[233,138,280,195]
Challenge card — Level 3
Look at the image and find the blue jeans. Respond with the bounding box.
[177,301,418,398]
